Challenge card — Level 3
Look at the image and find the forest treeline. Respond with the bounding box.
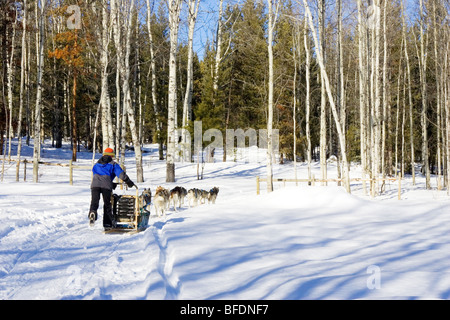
[0,0,449,195]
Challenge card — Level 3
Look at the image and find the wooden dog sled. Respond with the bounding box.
[104,185,151,234]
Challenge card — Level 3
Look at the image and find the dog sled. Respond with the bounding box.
[105,185,151,234]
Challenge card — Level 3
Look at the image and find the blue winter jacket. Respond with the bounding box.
[91,155,132,190]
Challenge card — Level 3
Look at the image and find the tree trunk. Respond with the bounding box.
[370,0,381,197]
[71,71,78,162]
[33,0,45,182]
[100,0,113,151]
[419,0,430,189]
[318,0,327,185]
[146,0,163,160]
[445,43,449,195]
[6,7,17,160]
[337,0,345,185]
[401,0,415,185]
[381,0,388,183]
[293,25,298,185]
[182,0,200,161]
[16,0,27,181]
[166,0,183,183]
[357,0,368,195]
[304,16,312,183]
[303,0,351,193]
[123,0,143,182]
[111,0,122,162]
[432,0,442,190]
[266,0,279,193]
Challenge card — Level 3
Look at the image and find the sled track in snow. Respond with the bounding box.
[0,209,88,299]
[151,220,181,300]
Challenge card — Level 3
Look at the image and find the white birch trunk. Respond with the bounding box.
[123,0,143,182]
[369,0,381,197]
[318,0,327,185]
[213,0,224,95]
[182,0,200,161]
[303,0,350,193]
[445,43,449,195]
[419,0,430,189]
[6,8,17,160]
[357,0,368,195]
[401,0,415,185]
[304,16,312,183]
[99,0,114,151]
[111,0,123,162]
[337,0,345,184]
[16,0,27,181]
[33,0,45,183]
[266,0,279,193]
[146,0,163,160]
[433,0,442,190]
[381,0,388,182]
[293,26,298,185]
[166,0,183,182]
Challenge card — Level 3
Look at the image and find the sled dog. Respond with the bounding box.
[208,187,219,204]
[170,186,187,211]
[187,188,201,207]
[139,188,152,209]
[154,186,170,217]
[199,190,209,204]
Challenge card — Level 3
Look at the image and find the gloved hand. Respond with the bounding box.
[123,176,135,188]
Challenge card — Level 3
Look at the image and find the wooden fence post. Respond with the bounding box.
[15,159,20,182]
[69,160,73,185]
[23,159,27,182]
[256,176,260,195]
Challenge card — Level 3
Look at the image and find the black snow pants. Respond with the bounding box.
[89,187,114,228]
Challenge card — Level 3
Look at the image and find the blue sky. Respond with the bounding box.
[174,0,420,61]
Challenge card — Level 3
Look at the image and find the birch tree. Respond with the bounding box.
[357,0,368,194]
[381,0,388,182]
[445,41,449,195]
[432,0,442,190]
[123,0,143,182]
[166,0,183,182]
[16,0,27,181]
[99,0,114,151]
[302,0,350,193]
[181,0,201,161]
[401,0,415,185]
[111,0,125,163]
[112,0,143,182]
[6,4,16,160]
[304,16,311,183]
[266,0,280,193]
[336,0,346,184]
[369,0,381,196]
[146,0,163,160]
[33,0,45,182]
[318,0,327,185]
[419,0,430,189]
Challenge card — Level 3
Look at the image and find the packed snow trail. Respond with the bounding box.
[1,141,450,299]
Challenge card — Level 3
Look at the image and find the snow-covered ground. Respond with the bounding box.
[1,139,450,300]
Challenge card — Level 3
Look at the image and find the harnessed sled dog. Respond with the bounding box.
[208,187,219,204]
[187,187,219,207]
[170,186,187,211]
[153,186,170,217]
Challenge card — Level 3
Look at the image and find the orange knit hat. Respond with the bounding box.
[103,148,115,156]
